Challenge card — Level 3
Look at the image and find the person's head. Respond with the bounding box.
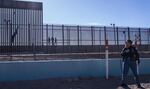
[125,40,133,48]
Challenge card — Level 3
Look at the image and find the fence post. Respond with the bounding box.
[32,43,36,60]
[80,26,82,46]
[114,25,116,45]
[116,27,119,51]
[67,26,70,52]
[34,25,36,46]
[52,24,54,38]
[99,27,101,52]
[28,24,31,46]
[104,26,109,80]
[46,24,48,53]
[62,25,64,53]
[138,28,141,45]
[10,23,12,61]
[91,26,94,46]
[127,27,130,40]
[67,26,70,45]
[77,25,80,46]
[41,24,44,46]
[148,28,150,49]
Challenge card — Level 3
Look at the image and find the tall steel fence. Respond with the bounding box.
[0,24,150,54]
[1,24,150,46]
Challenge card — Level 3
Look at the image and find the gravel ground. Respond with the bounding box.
[0,75,150,89]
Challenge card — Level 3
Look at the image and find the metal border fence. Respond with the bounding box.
[0,24,150,55]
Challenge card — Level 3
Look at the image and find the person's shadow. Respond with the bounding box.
[116,75,147,89]
[122,86,131,89]
[118,85,145,89]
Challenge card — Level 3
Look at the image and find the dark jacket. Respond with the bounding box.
[121,46,140,62]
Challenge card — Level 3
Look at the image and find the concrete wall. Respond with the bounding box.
[0,58,150,82]
[0,45,149,53]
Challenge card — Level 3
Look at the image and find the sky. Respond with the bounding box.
[24,0,150,27]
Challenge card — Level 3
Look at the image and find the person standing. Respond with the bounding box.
[55,37,57,46]
[121,40,144,88]
[51,37,54,46]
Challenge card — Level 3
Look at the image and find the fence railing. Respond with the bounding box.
[0,24,150,60]
[0,24,150,46]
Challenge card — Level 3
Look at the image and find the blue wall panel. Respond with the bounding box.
[0,59,149,82]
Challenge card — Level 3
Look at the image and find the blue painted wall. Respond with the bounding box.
[0,58,149,82]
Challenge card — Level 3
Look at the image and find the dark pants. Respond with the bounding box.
[122,58,140,85]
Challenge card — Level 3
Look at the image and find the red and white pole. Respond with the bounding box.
[135,34,140,75]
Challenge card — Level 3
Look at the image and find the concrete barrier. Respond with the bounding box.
[0,58,150,82]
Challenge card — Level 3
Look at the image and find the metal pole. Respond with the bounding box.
[42,24,44,46]
[121,31,126,81]
[62,25,64,52]
[128,27,130,40]
[10,23,12,61]
[148,28,150,45]
[123,31,126,43]
[104,26,109,80]
[111,24,116,45]
[113,24,116,45]
[51,24,54,53]
[116,27,119,45]
[116,27,119,51]
[138,28,141,45]
[77,25,79,46]
[91,26,94,46]
[135,35,140,75]
[4,19,12,60]
[104,26,107,44]
[13,11,16,46]
[67,26,70,52]
[46,24,48,46]
[28,24,31,46]
[99,27,101,52]
[67,26,69,45]
[46,24,48,53]
[80,26,82,45]
[52,24,54,39]
[32,43,36,60]
[93,27,95,45]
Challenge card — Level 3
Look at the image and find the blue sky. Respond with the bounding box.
[26,0,150,27]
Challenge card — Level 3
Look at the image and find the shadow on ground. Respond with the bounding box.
[0,75,150,89]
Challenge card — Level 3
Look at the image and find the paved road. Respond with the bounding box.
[0,75,150,89]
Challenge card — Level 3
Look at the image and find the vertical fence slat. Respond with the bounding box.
[91,26,94,46]
[77,25,79,46]
[139,28,141,45]
[128,27,130,40]
[62,25,64,52]
[116,27,119,45]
